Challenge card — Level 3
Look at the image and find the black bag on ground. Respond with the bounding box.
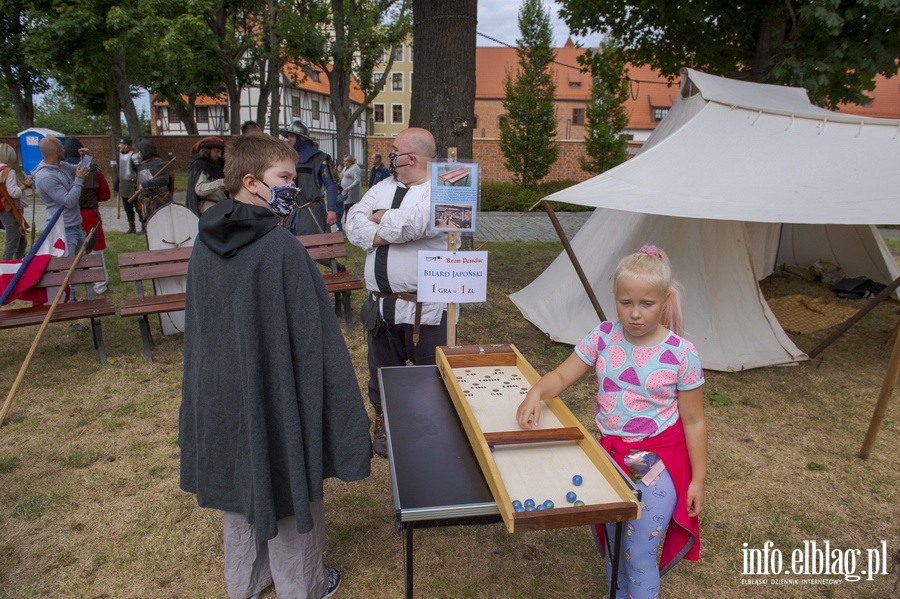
[832,277,886,299]
[360,295,384,335]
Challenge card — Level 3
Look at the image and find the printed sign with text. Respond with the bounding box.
[417,250,488,303]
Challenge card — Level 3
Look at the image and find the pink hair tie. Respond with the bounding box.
[638,245,662,258]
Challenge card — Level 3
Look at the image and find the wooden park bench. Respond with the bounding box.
[117,247,192,361]
[297,232,365,330]
[0,253,116,363]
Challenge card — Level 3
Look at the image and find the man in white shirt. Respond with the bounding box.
[345,128,447,457]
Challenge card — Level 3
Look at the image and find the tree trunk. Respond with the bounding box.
[409,0,476,161]
[209,3,244,135]
[111,52,143,141]
[410,0,477,249]
[2,63,35,130]
[105,80,122,166]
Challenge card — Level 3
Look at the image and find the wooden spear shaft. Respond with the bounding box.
[0,227,98,427]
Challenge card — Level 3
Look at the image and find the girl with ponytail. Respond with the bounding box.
[517,245,707,599]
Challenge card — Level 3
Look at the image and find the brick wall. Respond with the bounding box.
[0,135,213,175]
[1,132,617,184]
[366,136,597,183]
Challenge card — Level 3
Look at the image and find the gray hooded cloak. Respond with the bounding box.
[179,198,371,541]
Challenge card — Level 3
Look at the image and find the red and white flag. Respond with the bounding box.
[0,217,68,305]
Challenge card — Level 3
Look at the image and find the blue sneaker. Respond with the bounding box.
[321,568,341,598]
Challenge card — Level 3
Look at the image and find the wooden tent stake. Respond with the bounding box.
[541,200,605,322]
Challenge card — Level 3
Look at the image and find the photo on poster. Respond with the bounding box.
[429,161,479,233]
[436,164,473,187]
[432,204,474,231]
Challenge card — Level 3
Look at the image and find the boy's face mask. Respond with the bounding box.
[256,182,303,218]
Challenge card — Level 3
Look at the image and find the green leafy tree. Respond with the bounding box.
[559,0,900,108]
[282,0,412,160]
[580,40,629,174]
[33,84,111,135]
[500,0,558,187]
[0,0,49,130]
[25,0,146,147]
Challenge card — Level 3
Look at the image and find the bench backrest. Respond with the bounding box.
[37,253,107,287]
[297,232,348,263]
[118,247,193,282]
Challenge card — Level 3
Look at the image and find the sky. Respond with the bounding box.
[476,0,603,49]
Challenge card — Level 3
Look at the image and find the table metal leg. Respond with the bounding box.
[609,521,623,598]
[403,521,414,599]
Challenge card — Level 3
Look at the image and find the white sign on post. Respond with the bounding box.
[417,250,488,303]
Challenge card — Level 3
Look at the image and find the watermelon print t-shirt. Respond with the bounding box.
[575,321,704,442]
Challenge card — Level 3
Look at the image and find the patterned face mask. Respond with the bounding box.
[388,151,412,175]
[257,182,303,218]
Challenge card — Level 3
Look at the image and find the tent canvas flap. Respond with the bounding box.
[511,69,896,371]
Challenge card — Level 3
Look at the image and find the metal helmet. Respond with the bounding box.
[279,119,309,139]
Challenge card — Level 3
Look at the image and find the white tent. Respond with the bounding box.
[510,69,900,372]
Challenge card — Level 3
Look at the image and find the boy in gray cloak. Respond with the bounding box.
[180,134,371,599]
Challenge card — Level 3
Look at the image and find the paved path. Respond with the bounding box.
[24,194,593,242]
[20,195,898,245]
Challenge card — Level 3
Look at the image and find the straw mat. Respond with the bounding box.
[767,295,858,335]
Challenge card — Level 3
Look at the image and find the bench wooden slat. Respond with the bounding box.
[117,247,193,267]
[120,293,187,317]
[116,248,192,361]
[119,262,190,282]
[322,273,364,293]
[296,233,361,331]
[0,299,115,329]
[0,253,113,362]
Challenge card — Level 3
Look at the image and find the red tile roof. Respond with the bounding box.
[475,47,677,130]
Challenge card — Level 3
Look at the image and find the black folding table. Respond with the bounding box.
[379,364,630,599]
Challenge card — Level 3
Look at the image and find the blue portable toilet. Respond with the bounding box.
[17,128,65,176]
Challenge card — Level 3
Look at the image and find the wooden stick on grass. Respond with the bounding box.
[0,227,98,427]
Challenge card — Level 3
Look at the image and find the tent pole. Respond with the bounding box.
[541,200,605,322]
[807,273,900,359]
[859,318,900,459]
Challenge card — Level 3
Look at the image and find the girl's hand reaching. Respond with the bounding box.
[516,389,543,429]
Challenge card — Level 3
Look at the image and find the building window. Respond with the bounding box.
[311,100,320,120]
[292,95,302,117]
[392,72,403,91]
[377,50,386,63]
[195,107,209,124]
[409,44,413,62]
[168,107,180,123]
[392,104,404,124]
[498,116,507,130]
[653,107,669,121]
[374,104,385,123]
[394,46,403,62]
[374,72,383,84]
[572,108,585,125]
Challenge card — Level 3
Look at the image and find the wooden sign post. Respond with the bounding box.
[446,146,458,345]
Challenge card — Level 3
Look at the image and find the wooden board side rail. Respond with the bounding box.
[436,344,641,533]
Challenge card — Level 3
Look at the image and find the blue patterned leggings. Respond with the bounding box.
[604,467,676,599]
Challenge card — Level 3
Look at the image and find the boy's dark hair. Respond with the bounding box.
[224,135,298,196]
[241,120,261,134]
